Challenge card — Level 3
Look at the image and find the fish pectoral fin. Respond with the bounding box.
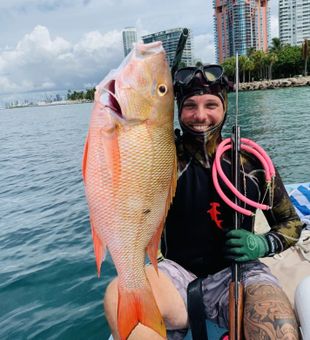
[91,221,107,277]
[117,285,166,340]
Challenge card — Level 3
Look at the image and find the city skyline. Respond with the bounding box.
[122,27,137,57]
[0,0,279,96]
[279,0,310,45]
[142,28,193,67]
[214,0,270,63]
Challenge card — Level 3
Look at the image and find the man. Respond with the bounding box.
[104,64,303,339]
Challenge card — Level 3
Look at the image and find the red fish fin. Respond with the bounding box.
[82,134,89,182]
[147,220,165,274]
[117,285,166,340]
[91,222,106,277]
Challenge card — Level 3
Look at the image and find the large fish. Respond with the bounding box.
[82,41,177,339]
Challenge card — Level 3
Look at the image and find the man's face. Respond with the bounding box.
[180,93,224,133]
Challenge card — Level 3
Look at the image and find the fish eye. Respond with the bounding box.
[157,84,168,96]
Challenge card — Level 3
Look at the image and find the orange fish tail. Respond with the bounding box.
[117,285,166,340]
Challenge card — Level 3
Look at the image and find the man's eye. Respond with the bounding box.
[184,104,195,109]
[207,104,217,109]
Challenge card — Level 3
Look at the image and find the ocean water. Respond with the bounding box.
[0,87,309,340]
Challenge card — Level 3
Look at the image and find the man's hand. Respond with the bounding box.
[225,229,269,262]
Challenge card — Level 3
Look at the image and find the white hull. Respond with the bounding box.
[295,276,310,340]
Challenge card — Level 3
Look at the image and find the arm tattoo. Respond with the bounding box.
[244,283,299,339]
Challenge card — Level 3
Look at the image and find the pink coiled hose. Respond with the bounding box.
[212,138,275,216]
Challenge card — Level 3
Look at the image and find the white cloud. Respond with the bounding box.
[193,33,216,64]
[0,25,123,94]
[0,0,279,95]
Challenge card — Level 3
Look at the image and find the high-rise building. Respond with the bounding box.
[279,0,310,45]
[214,0,270,63]
[122,27,137,57]
[142,28,193,67]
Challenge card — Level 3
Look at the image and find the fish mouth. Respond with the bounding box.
[105,80,123,119]
[108,79,123,118]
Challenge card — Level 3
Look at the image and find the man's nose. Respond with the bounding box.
[195,106,207,120]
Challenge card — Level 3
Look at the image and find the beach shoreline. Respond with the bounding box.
[5,99,92,109]
[3,76,310,109]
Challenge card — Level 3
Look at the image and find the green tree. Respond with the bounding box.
[275,44,303,78]
[269,37,282,53]
[302,39,309,76]
[247,47,256,57]
[251,50,265,80]
[244,58,255,82]
[222,56,236,80]
[239,55,248,83]
[85,88,96,101]
[266,52,278,80]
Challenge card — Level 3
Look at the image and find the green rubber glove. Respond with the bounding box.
[225,229,269,262]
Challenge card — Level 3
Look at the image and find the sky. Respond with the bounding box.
[0,0,279,96]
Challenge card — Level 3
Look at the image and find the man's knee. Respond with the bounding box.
[245,282,293,309]
[104,278,119,333]
[244,283,299,339]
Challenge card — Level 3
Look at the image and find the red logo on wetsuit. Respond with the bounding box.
[207,202,223,229]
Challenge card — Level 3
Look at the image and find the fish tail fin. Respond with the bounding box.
[117,285,166,340]
[91,221,106,277]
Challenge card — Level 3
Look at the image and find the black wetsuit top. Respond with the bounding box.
[161,132,303,277]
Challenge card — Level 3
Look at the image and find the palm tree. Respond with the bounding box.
[302,39,309,76]
[269,37,282,53]
[247,47,256,57]
[222,56,236,79]
[239,55,248,83]
[267,53,278,80]
[244,58,255,82]
[251,50,265,80]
